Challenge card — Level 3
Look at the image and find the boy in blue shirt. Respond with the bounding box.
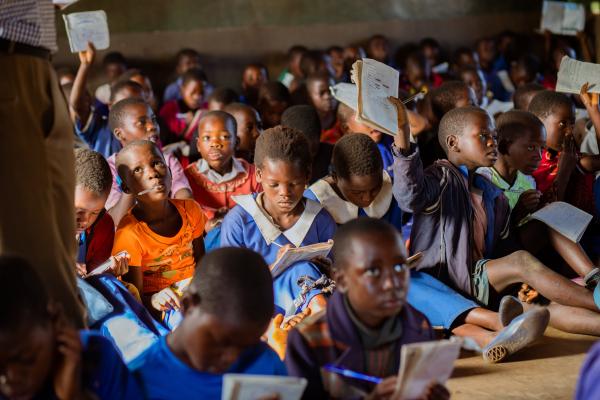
[130,247,286,399]
[0,256,142,400]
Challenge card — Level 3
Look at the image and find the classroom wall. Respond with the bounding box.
[53,0,542,94]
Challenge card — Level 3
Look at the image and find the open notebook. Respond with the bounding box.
[222,374,307,400]
[525,201,592,243]
[270,240,333,279]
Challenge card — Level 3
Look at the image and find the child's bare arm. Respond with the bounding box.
[555,136,578,201]
[108,193,136,227]
[577,31,594,62]
[123,265,143,299]
[69,42,95,126]
[579,83,600,145]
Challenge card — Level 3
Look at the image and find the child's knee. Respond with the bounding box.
[509,250,541,272]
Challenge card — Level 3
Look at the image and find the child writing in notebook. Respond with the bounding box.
[393,102,600,336]
[0,256,143,399]
[224,102,263,163]
[130,248,286,399]
[285,218,449,400]
[106,97,192,226]
[184,111,261,233]
[220,126,337,318]
[305,134,549,362]
[112,140,205,320]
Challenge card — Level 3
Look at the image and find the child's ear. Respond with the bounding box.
[116,175,131,194]
[255,167,263,183]
[332,268,348,293]
[113,128,125,142]
[446,134,459,152]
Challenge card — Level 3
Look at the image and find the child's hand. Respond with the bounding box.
[419,381,450,400]
[365,376,398,400]
[108,253,130,277]
[75,262,87,278]
[388,96,411,153]
[264,309,311,359]
[518,283,539,303]
[78,42,96,66]
[53,325,83,400]
[513,190,541,223]
[580,83,599,113]
[151,288,181,311]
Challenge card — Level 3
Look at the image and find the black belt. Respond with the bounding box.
[0,38,51,60]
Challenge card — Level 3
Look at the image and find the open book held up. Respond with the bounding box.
[63,10,110,53]
[525,201,592,243]
[270,240,333,279]
[222,374,307,400]
[556,56,600,95]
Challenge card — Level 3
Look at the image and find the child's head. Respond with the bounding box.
[458,66,487,107]
[175,48,201,76]
[257,82,291,129]
[475,37,496,69]
[337,102,383,143]
[109,98,160,145]
[528,91,575,152]
[299,50,328,79]
[509,54,539,88]
[332,218,409,327]
[306,74,335,116]
[438,106,498,169]
[281,104,322,157]
[366,34,390,63]
[326,46,345,79]
[179,247,273,373]
[419,37,441,67]
[513,83,545,111]
[0,256,58,399]
[207,87,239,111]
[287,45,308,78]
[224,103,262,155]
[116,140,171,203]
[430,81,477,122]
[495,110,546,175]
[196,111,237,174]
[254,126,311,214]
[453,47,478,70]
[180,68,205,110]
[109,80,146,106]
[116,69,156,107]
[331,134,384,208]
[102,52,127,82]
[56,67,75,87]
[404,51,430,87]
[74,149,112,235]
[241,63,268,93]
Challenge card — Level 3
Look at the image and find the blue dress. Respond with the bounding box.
[220,193,337,316]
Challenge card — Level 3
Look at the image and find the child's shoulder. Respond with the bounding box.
[401,303,434,339]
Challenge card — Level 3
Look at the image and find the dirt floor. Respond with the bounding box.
[447,328,598,399]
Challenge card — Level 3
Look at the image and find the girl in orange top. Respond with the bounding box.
[112,140,206,318]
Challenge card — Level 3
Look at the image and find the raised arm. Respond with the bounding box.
[69,42,95,126]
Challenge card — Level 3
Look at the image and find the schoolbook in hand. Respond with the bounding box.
[63,10,110,53]
[395,338,462,399]
[556,56,600,95]
[270,240,334,279]
[525,201,593,243]
[84,250,129,278]
[221,374,307,400]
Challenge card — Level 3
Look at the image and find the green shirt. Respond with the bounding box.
[477,167,536,210]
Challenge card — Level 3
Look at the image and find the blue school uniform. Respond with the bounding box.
[220,194,337,316]
[130,337,286,400]
[304,172,403,232]
[75,107,121,158]
[305,175,478,330]
[378,137,395,177]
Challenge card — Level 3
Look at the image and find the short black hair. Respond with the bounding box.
[438,106,490,152]
[0,256,50,331]
[109,80,145,103]
[511,54,540,81]
[332,133,382,179]
[513,83,545,111]
[189,247,273,324]
[495,110,545,155]
[288,45,308,58]
[281,105,322,142]
[420,37,440,49]
[198,110,237,137]
[176,48,200,62]
[332,218,400,269]
[300,50,325,78]
[102,51,126,67]
[430,81,472,121]
[224,102,257,116]
[254,125,311,171]
[452,47,476,65]
[181,68,207,87]
[326,45,343,55]
[258,82,291,105]
[208,87,239,106]
[528,90,574,120]
[75,148,113,196]
[108,97,149,133]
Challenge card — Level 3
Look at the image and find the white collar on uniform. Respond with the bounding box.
[196,158,245,184]
[308,171,393,224]
[232,193,322,247]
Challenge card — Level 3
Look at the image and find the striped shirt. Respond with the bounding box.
[0,0,57,51]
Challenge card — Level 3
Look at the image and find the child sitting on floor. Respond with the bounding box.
[224,102,263,163]
[106,98,192,226]
[285,218,449,399]
[257,82,291,129]
[392,102,600,336]
[130,247,286,399]
[159,68,206,143]
[512,82,545,111]
[163,48,203,103]
[241,63,268,107]
[478,110,600,287]
[207,87,239,111]
[281,104,334,183]
[112,140,205,323]
[184,111,261,232]
[305,74,340,144]
[220,126,336,317]
[0,256,143,399]
[74,148,128,277]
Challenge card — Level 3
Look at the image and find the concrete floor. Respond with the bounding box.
[447,328,598,400]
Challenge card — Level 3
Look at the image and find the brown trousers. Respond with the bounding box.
[0,53,83,326]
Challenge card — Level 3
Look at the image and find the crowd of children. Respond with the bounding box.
[6,27,600,399]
